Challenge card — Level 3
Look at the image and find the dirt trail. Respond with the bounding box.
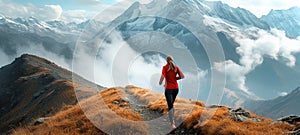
[123,88,170,135]
[123,87,193,135]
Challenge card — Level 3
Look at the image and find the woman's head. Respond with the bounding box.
[166,56,173,64]
[166,56,177,72]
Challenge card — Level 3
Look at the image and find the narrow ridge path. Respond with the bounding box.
[123,87,172,135]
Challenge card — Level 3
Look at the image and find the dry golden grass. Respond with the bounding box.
[13,105,104,135]
[0,79,78,133]
[12,85,295,135]
[126,86,296,135]
[126,86,206,124]
[296,122,300,129]
[13,87,148,135]
[98,87,143,121]
[201,117,295,135]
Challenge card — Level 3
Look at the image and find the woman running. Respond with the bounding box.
[159,56,184,130]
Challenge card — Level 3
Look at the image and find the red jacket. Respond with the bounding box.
[162,64,183,89]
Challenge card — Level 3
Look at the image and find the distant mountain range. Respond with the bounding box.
[0,0,300,116]
[244,87,300,119]
[0,15,105,66]
[102,0,300,103]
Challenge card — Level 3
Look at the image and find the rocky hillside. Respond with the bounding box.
[244,87,300,119]
[12,86,297,135]
[0,54,101,134]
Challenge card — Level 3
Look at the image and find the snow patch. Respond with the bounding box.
[203,15,238,32]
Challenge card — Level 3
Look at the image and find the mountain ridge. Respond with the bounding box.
[11,85,297,135]
[0,54,101,134]
[244,87,300,119]
[261,6,300,38]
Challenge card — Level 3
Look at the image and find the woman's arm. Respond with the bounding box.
[159,75,164,85]
[176,67,185,80]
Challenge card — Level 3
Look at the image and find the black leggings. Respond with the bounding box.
[165,89,178,123]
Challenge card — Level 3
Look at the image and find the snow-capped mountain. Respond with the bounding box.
[261,7,300,38]
[107,0,271,68]
[0,15,82,42]
[92,0,300,106]
[0,15,105,68]
[1,0,300,108]
[203,1,269,29]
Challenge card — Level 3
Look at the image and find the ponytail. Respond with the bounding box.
[166,56,177,72]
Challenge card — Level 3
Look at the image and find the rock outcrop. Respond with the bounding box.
[229,107,262,122]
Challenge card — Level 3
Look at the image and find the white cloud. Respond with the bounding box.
[235,28,300,67]
[44,5,63,19]
[0,43,70,71]
[16,44,70,69]
[72,28,207,101]
[206,0,300,17]
[75,0,102,5]
[0,1,62,21]
[0,1,99,23]
[128,54,165,88]
[207,15,300,97]
[60,10,97,23]
[0,49,12,68]
[278,91,288,96]
[215,28,300,96]
[214,60,251,95]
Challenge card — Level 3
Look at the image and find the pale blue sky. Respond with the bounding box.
[1,0,299,22]
[8,0,300,17]
[0,0,122,22]
[11,0,116,11]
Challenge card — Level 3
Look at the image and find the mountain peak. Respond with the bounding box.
[0,54,101,134]
[262,6,300,38]
[265,6,300,17]
[0,54,76,133]
[290,86,300,95]
[8,54,60,75]
[0,53,73,88]
[18,53,44,60]
[16,53,54,65]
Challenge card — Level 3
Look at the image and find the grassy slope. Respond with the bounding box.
[0,54,101,134]
[13,86,295,135]
[12,87,148,135]
[126,85,295,135]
